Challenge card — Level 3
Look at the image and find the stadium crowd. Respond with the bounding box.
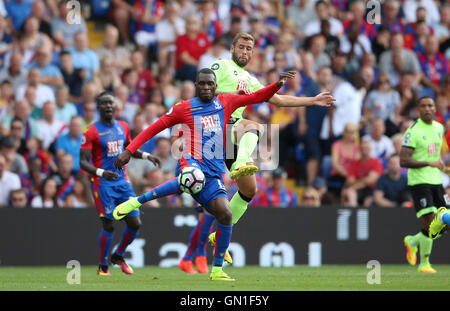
[0,0,449,209]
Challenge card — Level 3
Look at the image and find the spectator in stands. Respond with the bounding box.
[54,84,77,124]
[5,0,34,35]
[0,135,28,175]
[409,20,430,54]
[319,19,340,58]
[20,16,52,53]
[198,36,230,72]
[55,116,82,173]
[155,1,185,71]
[51,152,75,202]
[339,22,372,63]
[10,188,29,208]
[59,51,86,103]
[133,0,166,54]
[287,0,317,37]
[362,118,396,167]
[363,72,402,137]
[126,50,155,101]
[0,52,28,91]
[29,0,52,38]
[9,117,27,155]
[312,176,336,205]
[175,14,211,82]
[396,71,420,122]
[307,34,331,72]
[328,122,360,196]
[37,101,67,151]
[220,16,244,49]
[153,137,177,176]
[266,33,302,70]
[199,0,222,42]
[433,5,450,40]
[81,101,97,133]
[51,0,87,49]
[403,0,440,26]
[26,44,63,88]
[379,33,421,84]
[300,187,321,207]
[3,32,34,69]
[320,67,363,151]
[78,81,99,120]
[221,0,249,35]
[16,68,55,110]
[304,0,344,38]
[64,175,94,208]
[95,24,131,73]
[380,0,412,35]
[157,67,180,109]
[179,80,196,101]
[256,167,299,207]
[69,31,100,82]
[341,140,384,207]
[435,92,449,125]
[418,35,449,93]
[374,153,410,207]
[31,176,62,208]
[1,100,39,140]
[98,56,122,94]
[0,153,21,207]
[123,68,145,108]
[23,135,57,175]
[109,0,135,45]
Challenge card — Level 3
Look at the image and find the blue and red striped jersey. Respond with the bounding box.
[81,120,132,185]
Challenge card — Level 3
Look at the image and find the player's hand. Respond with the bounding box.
[312,92,336,107]
[146,154,162,167]
[103,170,120,181]
[115,149,132,170]
[276,71,297,86]
[429,160,445,170]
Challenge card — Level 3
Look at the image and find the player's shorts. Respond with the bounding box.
[409,183,450,218]
[175,158,228,212]
[91,180,139,220]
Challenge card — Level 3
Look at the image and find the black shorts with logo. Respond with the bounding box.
[409,184,450,218]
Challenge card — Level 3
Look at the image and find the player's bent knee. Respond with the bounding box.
[216,208,232,226]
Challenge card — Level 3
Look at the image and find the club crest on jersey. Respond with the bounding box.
[213,99,222,110]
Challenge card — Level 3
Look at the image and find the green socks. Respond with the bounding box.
[234,131,259,169]
[410,231,433,265]
[230,191,251,225]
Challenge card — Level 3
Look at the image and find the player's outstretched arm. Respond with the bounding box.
[268,88,336,108]
[130,149,162,167]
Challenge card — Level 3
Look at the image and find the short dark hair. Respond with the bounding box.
[417,96,435,105]
[96,91,115,103]
[196,68,216,81]
[231,32,255,48]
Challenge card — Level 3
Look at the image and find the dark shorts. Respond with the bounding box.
[356,186,374,205]
[225,117,240,171]
[409,184,450,218]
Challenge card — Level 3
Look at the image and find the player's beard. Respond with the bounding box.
[232,52,250,68]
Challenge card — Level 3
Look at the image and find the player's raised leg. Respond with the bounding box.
[229,120,263,180]
[429,207,450,239]
[113,177,181,220]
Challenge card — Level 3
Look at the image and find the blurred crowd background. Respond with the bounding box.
[0,0,449,209]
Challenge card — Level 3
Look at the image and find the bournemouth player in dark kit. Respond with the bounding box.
[80,92,161,276]
[113,69,295,281]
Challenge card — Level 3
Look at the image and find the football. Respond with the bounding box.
[178,166,206,194]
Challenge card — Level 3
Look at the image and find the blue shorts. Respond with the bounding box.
[91,180,140,220]
[175,159,228,212]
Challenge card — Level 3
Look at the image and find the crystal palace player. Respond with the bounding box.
[113,69,295,281]
[80,92,160,276]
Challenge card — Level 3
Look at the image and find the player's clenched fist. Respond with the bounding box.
[103,170,120,181]
[115,149,132,170]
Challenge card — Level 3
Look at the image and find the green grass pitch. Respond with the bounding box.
[1,265,450,291]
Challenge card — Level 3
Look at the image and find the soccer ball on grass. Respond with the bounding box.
[178,166,206,194]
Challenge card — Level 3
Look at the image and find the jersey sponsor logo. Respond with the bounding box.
[428,143,437,154]
[106,139,124,156]
[211,63,219,70]
[200,114,221,133]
